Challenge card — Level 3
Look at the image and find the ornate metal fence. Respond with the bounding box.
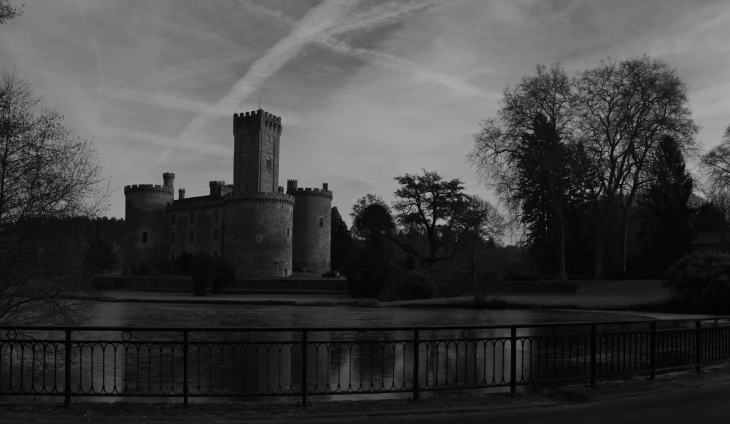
[1,317,729,405]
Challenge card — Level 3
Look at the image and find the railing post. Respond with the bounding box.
[509,327,517,396]
[64,329,71,405]
[696,320,702,373]
[413,330,419,401]
[302,330,308,406]
[649,322,656,380]
[183,330,189,407]
[590,324,597,388]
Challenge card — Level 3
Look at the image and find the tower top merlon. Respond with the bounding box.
[234,109,281,134]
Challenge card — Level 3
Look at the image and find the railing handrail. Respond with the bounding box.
[0,316,727,332]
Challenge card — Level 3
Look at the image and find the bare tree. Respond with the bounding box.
[0,66,109,325]
[701,125,730,195]
[575,55,698,276]
[469,63,575,280]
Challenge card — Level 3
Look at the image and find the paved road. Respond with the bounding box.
[341,383,730,424]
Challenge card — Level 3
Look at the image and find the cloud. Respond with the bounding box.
[321,40,487,98]
[176,0,358,142]
[176,0,481,142]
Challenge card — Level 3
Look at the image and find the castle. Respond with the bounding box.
[122,109,332,277]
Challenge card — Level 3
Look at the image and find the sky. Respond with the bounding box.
[1,0,729,227]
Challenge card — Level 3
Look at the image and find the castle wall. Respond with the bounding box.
[290,185,332,273]
[168,196,226,263]
[123,184,174,275]
[223,192,294,277]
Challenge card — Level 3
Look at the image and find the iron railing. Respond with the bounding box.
[1,317,729,405]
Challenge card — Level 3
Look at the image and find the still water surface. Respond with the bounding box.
[93,302,663,328]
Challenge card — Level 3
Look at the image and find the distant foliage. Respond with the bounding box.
[189,252,217,296]
[664,250,730,312]
[396,269,438,301]
[83,238,118,273]
[343,247,402,298]
[330,207,353,271]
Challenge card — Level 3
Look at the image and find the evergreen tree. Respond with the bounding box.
[330,207,352,271]
[637,136,694,273]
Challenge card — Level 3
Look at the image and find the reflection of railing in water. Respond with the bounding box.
[1,318,729,405]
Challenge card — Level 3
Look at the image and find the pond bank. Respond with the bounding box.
[93,280,670,311]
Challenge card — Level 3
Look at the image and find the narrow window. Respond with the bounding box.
[213,229,219,241]
[319,217,324,228]
[213,210,219,222]
[170,233,176,243]
[142,232,148,243]
[267,157,272,169]
[171,253,175,263]
[213,252,218,258]
[189,229,195,242]
[286,227,290,238]
[284,269,288,277]
[190,211,195,223]
[171,214,177,225]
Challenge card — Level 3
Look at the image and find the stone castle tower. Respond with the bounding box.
[122,109,332,278]
[233,111,281,193]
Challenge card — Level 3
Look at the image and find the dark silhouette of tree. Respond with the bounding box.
[454,196,505,287]
[636,136,694,274]
[83,238,117,273]
[0,0,22,24]
[391,170,467,268]
[353,203,395,246]
[575,56,698,276]
[469,64,576,280]
[330,207,352,271]
[349,194,389,239]
[0,67,109,325]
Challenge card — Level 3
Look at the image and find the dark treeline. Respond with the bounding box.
[468,56,709,280]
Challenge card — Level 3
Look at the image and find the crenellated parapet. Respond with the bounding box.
[124,184,174,196]
[291,187,333,200]
[226,191,294,206]
[233,109,282,136]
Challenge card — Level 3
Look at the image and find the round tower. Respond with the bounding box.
[223,192,294,277]
[122,174,174,275]
[288,181,333,273]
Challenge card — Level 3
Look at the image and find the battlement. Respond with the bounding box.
[292,185,333,199]
[233,109,282,136]
[226,191,295,206]
[124,184,174,195]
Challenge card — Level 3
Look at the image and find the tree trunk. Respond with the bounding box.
[617,206,631,272]
[552,202,567,281]
[593,227,605,279]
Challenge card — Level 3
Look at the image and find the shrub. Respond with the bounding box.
[396,269,438,301]
[189,252,217,296]
[428,270,466,298]
[342,247,403,298]
[174,252,193,274]
[212,258,236,293]
[664,250,730,313]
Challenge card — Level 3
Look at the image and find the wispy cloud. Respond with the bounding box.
[177,0,359,141]
[176,0,481,141]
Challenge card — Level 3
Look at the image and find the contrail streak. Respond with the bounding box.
[133,10,250,53]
